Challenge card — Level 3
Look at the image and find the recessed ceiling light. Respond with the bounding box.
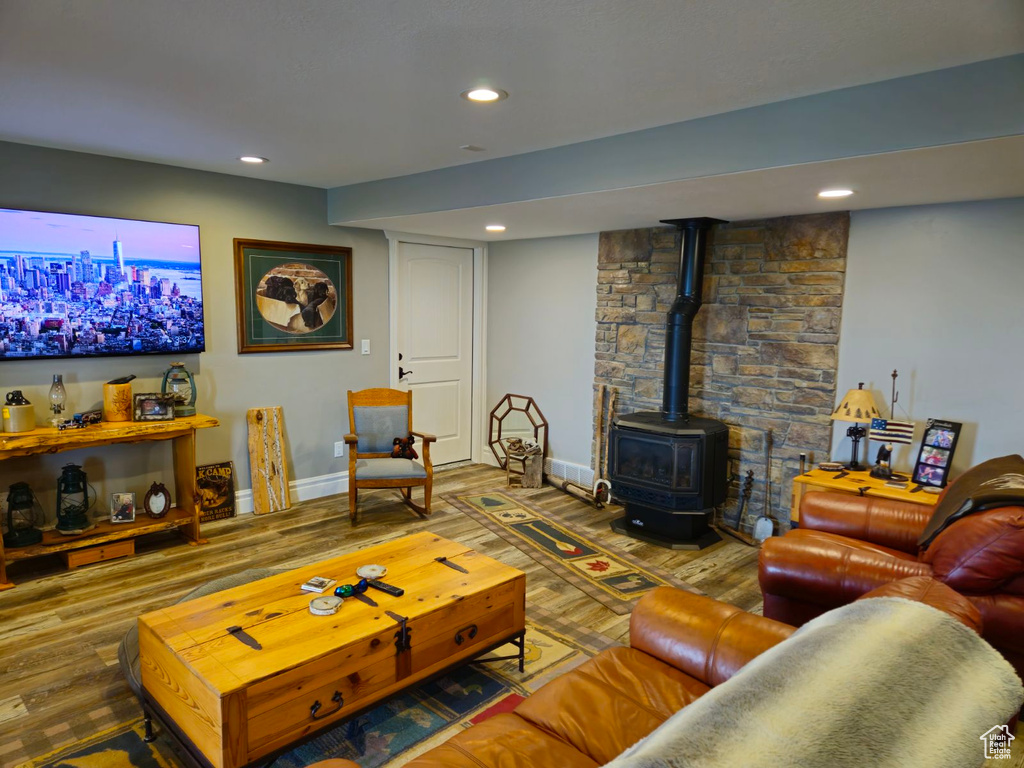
[239,156,269,164]
[818,188,854,198]
[485,224,506,232]
[461,88,508,103]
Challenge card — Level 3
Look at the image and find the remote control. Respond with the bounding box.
[367,579,404,597]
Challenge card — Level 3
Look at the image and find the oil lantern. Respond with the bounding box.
[4,482,43,547]
[161,362,196,417]
[56,464,94,534]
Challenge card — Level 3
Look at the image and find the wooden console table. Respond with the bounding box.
[0,414,219,589]
[791,467,938,524]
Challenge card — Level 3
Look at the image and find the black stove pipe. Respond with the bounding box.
[659,217,727,421]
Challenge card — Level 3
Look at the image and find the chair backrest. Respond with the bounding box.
[920,506,1024,593]
[348,388,413,455]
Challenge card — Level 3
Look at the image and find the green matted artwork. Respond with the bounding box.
[233,238,353,353]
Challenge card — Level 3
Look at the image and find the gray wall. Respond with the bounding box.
[486,198,1024,480]
[0,142,388,521]
[832,198,1024,474]
[486,235,598,467]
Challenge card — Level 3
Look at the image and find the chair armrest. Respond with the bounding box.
[759,533,932,609]
[800,492,932,554]
[410,431,435,471]
[629,587,794,687]
[344,433,359,445]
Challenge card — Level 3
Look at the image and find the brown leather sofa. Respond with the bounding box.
[760,489,1024,678]
[310,577,978,768]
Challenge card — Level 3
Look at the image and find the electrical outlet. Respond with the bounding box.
[334,441,345,458]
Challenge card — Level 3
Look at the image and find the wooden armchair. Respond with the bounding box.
[345,388,436,524]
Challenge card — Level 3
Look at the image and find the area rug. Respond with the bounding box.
[20,608,614,768]
[443,490,701,614]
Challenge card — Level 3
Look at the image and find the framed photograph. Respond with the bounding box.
[234,239,353,353]
[110,492,136,523]
[144,482,171,519]
[197,461,236,523]
[912,419,962,488]
[133,393,176,421]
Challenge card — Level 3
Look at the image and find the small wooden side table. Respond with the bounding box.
[791,468,938,524]
[506,450,543,488]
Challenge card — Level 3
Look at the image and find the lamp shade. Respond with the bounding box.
[831,382,881,424]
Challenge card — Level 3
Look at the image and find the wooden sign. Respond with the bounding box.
[197,461,236,523]
[246,407,291,515]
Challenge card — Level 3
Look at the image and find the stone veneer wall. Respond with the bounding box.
[595,213,849,529]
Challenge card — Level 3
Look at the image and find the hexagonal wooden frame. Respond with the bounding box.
[488,394,549,471]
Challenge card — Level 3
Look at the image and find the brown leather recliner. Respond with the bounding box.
[760,489,1024,678]
[309,578,979,768]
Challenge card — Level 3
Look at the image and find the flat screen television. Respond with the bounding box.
[0,208,204,360]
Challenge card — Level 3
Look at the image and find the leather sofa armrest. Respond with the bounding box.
[800,492,933,554]
[856,576,983,632]
[629,587,794,687]
[759,533,932,609]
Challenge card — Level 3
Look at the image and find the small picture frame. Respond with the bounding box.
[111,492,136,523]
[133,393,176,422]
[912,419,962,488]
[144,482,171,519]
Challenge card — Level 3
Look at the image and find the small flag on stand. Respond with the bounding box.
[869,418,915,445]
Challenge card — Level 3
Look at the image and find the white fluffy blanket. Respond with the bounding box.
[604,597,1023,768]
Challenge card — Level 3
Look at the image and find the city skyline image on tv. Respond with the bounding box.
[0,208,204,360]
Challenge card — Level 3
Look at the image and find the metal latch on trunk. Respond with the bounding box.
[386,610,411,652]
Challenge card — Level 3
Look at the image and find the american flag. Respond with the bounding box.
[869,418,915,445]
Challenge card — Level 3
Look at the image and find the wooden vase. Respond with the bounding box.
[103,383,133,422]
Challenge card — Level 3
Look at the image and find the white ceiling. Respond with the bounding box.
[2,0,1022,189]
[347,137,1024,240]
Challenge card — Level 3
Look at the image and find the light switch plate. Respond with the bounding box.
[334,441,345,458]
[361,339,370,355]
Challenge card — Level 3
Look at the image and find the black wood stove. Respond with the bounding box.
[609,217,729,549]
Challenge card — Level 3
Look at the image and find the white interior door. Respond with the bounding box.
[394,242,474,465]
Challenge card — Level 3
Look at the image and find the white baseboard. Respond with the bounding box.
[480,445,595,488]
[544,457,595,488]
[235,470,349,515]
[480,445,501,468]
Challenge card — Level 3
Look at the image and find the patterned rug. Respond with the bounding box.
[443,490,701,614]
[19,609,614,768]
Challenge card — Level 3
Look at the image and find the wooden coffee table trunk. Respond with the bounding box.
[138,532,526,768]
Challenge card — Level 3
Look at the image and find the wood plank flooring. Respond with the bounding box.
[0,463,761,765]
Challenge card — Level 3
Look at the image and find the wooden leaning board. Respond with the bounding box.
[245,406,291,515]
[138,532,526,768]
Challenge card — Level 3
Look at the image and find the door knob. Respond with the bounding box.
[398,353,412,380]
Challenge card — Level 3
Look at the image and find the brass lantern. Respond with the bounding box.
[4,482,43,548]
[56,464,94,534]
